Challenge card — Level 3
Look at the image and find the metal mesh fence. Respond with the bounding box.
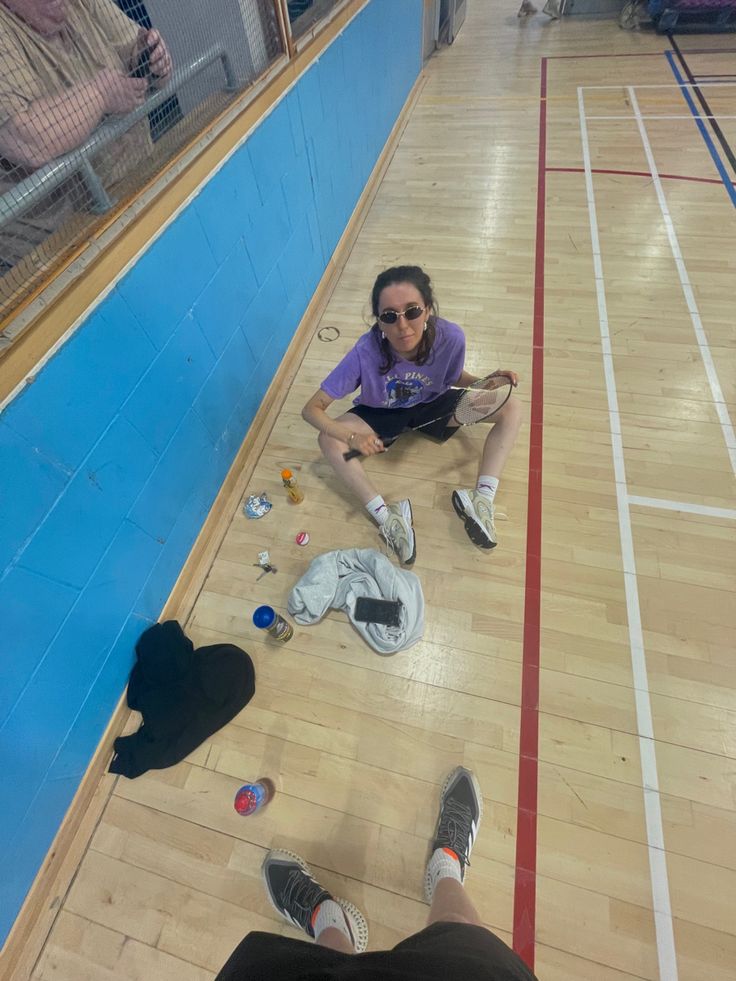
[287,0,343,39]
[0,0,284,331]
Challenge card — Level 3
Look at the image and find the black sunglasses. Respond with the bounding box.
[377,304,425,326]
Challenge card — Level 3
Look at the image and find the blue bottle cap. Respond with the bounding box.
[253,605,276,629]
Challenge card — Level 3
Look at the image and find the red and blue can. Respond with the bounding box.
[234,779,275,816]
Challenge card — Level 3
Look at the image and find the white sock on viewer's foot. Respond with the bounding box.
[476,475,499,503]
[365,495,389,525]
[312,899,354,945]
[426,846,463,901]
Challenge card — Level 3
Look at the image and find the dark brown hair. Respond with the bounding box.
[370,265,439,374]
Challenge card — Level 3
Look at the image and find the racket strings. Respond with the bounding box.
[453,380,511,425]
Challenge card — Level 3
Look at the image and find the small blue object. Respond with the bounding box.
[243,492,272,518]
[253,605,276,629]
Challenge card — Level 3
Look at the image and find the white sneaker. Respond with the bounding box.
[381,499,416,565]
[452,489,497,549]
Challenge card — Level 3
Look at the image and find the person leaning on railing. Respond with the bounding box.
[0,0,172,270]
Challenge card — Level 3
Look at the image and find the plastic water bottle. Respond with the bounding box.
[253,604,294,642]
[281,469,304,504]
[234,778,275,816]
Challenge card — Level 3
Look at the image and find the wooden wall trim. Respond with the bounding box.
[0,68,426,981]
[0,0,370,407]
[274,0,296,58]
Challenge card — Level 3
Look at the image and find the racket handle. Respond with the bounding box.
[343,448,362,461]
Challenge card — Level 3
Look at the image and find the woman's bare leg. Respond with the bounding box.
[318,412,384,506]
[318,412,416,564]
[478,396,523,480]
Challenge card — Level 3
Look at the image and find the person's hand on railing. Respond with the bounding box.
[134,29,173,87]
[95,69,149,116]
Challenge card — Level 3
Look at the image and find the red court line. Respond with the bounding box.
[547,165,736,186]
[512,56,546,974]
[509,48,732,973]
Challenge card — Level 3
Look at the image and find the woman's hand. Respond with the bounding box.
[348,430,385,457]
[490,369,519,388]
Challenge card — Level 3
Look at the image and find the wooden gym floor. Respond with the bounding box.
[30,6,735,980]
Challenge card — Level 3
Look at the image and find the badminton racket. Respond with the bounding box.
[343,372,514,461]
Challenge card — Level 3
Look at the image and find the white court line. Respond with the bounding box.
[628,495,736,520]
[578,87,679,981]
[587,114,736,120]
[628,86,736,476]
[583,81,736,89]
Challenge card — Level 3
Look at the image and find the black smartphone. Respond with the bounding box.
[354,597,403,628]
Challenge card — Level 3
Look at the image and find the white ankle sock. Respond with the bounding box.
[312,899,353,945]
[365,495,389,525]
[426,846,463,901]
[476,475,499,502]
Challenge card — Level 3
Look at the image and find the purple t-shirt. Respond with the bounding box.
[321,318,466,409]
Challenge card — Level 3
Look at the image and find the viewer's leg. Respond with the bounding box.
[424,767,484,914]
[261,850,368,954]
[427,876,483,927]
[422,767,539,980]
[316,927,357,954]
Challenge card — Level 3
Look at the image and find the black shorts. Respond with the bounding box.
[349,390,463,445]
[216,922,538,981]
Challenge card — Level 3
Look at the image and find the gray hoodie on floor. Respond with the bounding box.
[287,548,424,656]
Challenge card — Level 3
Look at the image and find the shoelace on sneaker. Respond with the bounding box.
[436,797,474,870]
[280,869,328,932]
[382,516,406,553]
[383,518,401,546]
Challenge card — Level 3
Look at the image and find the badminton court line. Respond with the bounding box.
[587,114,736,121]
[578,86,679,981]
[582,81,736,89]
[665,50,736,208]
[628,496,736,520]
[629,86,736,476]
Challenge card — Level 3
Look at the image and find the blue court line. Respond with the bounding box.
[665,50,736,207]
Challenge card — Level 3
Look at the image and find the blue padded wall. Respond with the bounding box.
[0,0,422,944]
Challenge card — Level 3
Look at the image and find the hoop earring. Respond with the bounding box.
[381,331,386,340]
[423,321,428,332]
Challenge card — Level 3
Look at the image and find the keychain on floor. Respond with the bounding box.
[254,551,277,580]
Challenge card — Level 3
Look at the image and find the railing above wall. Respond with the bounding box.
[0,0,359,368]
[0,47,235,229]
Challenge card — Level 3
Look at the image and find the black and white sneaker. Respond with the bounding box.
[424,767,483,902]
[261,849,369,952]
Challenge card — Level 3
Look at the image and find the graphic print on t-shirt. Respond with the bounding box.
[319,318,465,408]
[385,372,433,407]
